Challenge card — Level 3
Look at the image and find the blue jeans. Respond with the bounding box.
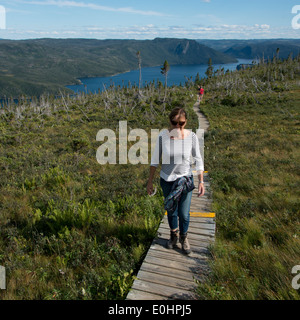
[160,176,193,235]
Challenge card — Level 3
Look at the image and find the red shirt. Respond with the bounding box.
[199,88,204,95]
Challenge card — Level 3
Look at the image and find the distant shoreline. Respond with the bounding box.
[67,62,212,88]
[66,59,251,94]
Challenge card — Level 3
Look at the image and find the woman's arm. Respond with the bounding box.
[192,133,205,197]
[198,171,205,197]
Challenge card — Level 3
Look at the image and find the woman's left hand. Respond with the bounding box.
[198,182,205,197]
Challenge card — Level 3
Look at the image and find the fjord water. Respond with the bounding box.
[66,59,253,94]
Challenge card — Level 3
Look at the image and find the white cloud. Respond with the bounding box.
[261,24,270,29]
[2,22,299,40]
[18,0,167,16]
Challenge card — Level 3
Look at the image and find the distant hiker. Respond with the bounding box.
[198,85,204,102]
[147,107,205,255]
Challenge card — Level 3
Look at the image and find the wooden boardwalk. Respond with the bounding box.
[126,103,215,300]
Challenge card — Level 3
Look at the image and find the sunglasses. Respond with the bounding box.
[171,120,186,126]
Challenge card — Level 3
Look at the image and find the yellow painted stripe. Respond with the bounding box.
[190,212,215,218]
[164,211,215,218]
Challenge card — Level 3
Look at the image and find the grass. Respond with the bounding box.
[195,57,300,299]
[0,83,198,299]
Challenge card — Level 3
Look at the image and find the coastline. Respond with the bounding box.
[66,59,251,93]
[72,69,132,86]
[67,63,165,88]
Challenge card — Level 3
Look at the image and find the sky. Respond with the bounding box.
[0,0,300,40]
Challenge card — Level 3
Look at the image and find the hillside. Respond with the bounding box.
[195,55,300,300]
[0,38,236,98]
[0,75,200,300]
[0,55,299,300]
[198,39,300,60]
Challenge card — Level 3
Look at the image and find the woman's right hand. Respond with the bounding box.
[147,180,154,195]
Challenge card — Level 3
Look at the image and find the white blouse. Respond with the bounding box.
[150,129,204,181]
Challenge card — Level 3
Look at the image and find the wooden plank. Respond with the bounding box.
[190,202,213,207]
[157,226,215,239]
[152,237,210,255]
[192,190,213,196]
[191,183,210,187]
[190,203,212,208]
[149,243,209,260]
[190,197,213,203]
[158,237,212,249]
[191,193,212,197]
[157,226,211,241]
[164,211,215,218]
[191,206,213,211]
[140,261,202,282]
[189,206,213,210]
[160,216,215,223]
[190,201,213,207]
[136,270,197,291]
[192,188,211,193]
[144,255,209,274]
[189,216,215,223]
[189,227,215,237]
[159,224,215,237]
[130,279,197,300]
[159,222,215,234]
[147,249,207,267]
[146,252,200,269]
[126,289,170,300]
[158,226,215,237]
[158,228,215,240]
[188,221,216,230]
[160,219,215,229]
[154,238,211,254]
[157,229,214,243]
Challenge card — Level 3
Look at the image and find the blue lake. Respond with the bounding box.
[66,59,254,94]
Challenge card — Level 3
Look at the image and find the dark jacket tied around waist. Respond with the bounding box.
[164,176,195,214]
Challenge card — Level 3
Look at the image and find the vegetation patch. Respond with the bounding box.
[0,81,198,299]
[195,55,300,300]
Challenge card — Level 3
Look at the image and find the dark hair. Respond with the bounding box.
[169,107,187,122]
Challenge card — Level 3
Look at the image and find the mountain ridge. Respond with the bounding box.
[197,39,300,59]
[0,38,237,98]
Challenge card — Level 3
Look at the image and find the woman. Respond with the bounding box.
[147,107,205,255]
